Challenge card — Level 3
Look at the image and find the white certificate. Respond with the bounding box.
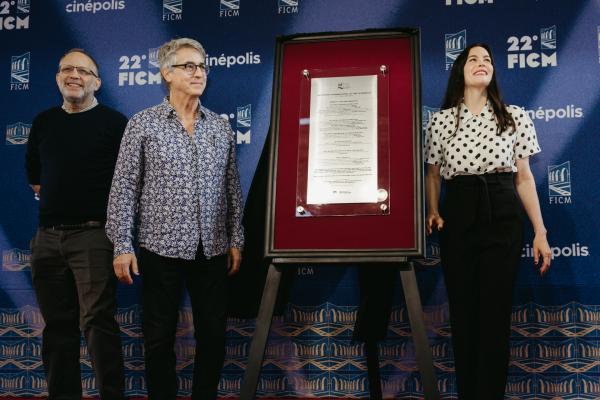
[306,75,378,204]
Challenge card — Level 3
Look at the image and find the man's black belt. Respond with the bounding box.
[45,221,104,230]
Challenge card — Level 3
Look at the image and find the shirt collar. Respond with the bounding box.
[160,97,206,120]
[61,97,98,114]
[458,100,495,122]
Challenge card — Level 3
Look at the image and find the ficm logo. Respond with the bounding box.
[278,0,298,14]
[65,0,126,13]
[0,0,30,31]
[422,106,440,132]
[548,161,571,204]
[597,26,600,64]
[205,51,261,69]
[2,249,31,271]
[415,242,441,267]
[5,122,31,145]
[507,25,558,69]
[148,47,160,68]
[445,0,493,5]
[163,0,182,21]
[220,0,239,17]
[118,50,162,87]
[220,104,251,144]
[10,52,30,91]
[445,30,466,70]
[297,265,314,276]
[17,0,30,13]
[236,104,251,128]
[522,243,589,259]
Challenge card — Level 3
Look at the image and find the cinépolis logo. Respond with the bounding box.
[507,25,557,69]
[522,243,589,259]
[65,0,126,14]
[526,105,583,123]
[118,48,162,87]
[0,0,30,30]
[205,51,261,69]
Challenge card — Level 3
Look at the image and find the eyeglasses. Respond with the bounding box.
[171,62,210,76]
[59,65,98,78]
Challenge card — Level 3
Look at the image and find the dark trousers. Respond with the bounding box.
[139,245,228,400]
[440,173,523,400]
[30,227,124,400]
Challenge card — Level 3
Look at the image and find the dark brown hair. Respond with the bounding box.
[442,42,515,136]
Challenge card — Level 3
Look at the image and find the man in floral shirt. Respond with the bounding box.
[106,38,244,399]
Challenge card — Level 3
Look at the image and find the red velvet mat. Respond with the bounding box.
[273,36,417,252]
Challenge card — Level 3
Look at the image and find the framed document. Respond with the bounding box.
[296,67,390,217]
[265,29,424,258]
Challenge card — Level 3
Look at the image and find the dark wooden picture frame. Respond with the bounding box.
[265,29,425,258]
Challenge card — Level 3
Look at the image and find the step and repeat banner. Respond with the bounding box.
[1,0,599,398]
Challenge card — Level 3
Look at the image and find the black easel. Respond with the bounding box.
[240,258,440,400]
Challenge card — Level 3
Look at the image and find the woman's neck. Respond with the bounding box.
[463,87,487,115]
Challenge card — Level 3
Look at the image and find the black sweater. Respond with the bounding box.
[25,104,127,227]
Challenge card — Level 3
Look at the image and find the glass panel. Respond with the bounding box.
[295,66,390,217]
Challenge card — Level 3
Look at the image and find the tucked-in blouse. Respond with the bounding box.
[424,102,541,180]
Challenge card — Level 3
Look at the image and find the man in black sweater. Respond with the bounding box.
[25,49,127,399]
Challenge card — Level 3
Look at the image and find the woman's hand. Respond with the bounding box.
[425,164,444,235]
[533,232,551,276]
[426,213,445,235]
[514,158,551,276]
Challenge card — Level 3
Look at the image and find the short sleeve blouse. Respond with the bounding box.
[424,102,541,180]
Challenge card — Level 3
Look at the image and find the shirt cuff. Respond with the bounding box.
[113,241,135,258]
[230,235,244,251]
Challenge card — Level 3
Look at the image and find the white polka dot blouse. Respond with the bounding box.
[424,102,541,180]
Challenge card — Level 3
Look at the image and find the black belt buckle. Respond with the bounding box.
[50,221,104,230]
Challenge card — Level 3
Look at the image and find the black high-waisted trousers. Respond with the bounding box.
[440,172,523,400]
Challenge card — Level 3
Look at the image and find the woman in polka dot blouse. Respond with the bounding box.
[424,43,552,400]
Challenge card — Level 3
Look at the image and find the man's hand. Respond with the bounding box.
[30,185,40,200]
[227,248,242,276]
[113,253,139,284]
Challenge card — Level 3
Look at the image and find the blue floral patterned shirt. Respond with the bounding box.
[106,98,244,260]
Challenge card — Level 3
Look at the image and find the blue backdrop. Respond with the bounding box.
[1,0,599,398]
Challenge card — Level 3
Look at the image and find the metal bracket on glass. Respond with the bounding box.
[380,65,387,75]
[296,205,312,217]
[302,69,310,79]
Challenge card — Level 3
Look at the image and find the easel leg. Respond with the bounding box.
[365,339,383,399]
[240,263,282,400]
[399,262,440,399]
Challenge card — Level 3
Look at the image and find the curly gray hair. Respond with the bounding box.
[157,38,206,69]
